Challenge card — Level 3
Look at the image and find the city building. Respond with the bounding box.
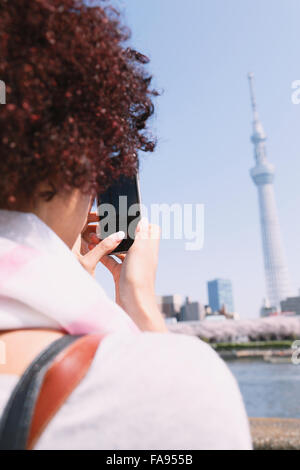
[157,295,182,319]
[207,279,234,314]
[260,299,279,317]
[247,73,292,310]
[204,313,227,323]
[203,304,240,321]
[281,296,300,316]
[179,297,205,322]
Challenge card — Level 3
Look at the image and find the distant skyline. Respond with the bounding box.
[96,0,300,318]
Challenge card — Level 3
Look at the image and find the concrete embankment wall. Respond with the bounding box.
[250,418,300,450]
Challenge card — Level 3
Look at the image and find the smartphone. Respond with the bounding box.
[96,174,142,254]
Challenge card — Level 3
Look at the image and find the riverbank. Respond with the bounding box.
[212,340,293,362]
[250,418,300,450]
[219,349,292,361]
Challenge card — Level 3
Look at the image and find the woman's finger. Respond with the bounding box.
[100,255,120,274]
[135,218,160,242]
[149,223,161,240]
[84,231,125,265]
[82,224,97,236]
[87,212,100,223]
[82,227,99,244]
[84,225,97,234]
[115,253,126,262]
[82,212,99,233]
[135,217,149,239]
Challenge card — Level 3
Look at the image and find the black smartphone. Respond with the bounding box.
[96,174,142,254]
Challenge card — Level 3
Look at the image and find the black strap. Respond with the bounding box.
[0,334,80,450]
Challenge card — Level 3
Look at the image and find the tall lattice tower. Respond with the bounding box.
[248,73,292,309]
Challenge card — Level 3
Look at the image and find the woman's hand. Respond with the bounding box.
[73,213,167,333]
[72,212,125,277]
[101,218,168,333]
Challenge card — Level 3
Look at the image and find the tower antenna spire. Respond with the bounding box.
[248,72,258,118]
[247,72,266,145]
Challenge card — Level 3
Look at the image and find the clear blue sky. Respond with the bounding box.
[96,0,300,318]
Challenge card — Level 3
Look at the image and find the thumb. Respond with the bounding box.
[84,231,125,265]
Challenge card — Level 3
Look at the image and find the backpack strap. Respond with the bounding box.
[0,334,103,450]
[28,334,102,450]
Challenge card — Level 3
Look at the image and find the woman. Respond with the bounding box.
[0,0,251,449]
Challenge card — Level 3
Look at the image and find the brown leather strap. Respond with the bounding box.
[27,334,103,450]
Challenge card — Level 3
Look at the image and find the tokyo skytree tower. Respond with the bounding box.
[248,73,292,308]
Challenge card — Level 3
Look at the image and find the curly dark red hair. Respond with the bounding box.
[0,0,157,207]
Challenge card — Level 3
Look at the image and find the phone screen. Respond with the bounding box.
[96,174,141,254]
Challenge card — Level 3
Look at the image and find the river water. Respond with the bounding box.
[227,361,300,418]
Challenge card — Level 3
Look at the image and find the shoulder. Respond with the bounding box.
[38,331,252,450]
[96,331,234,383]
[87,332,252,449]
[92,331,239,400]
